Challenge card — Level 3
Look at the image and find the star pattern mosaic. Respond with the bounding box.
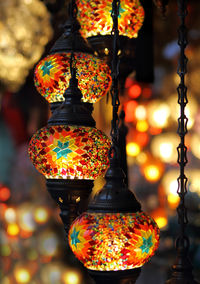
[34,52,112,103]
[28,125,110,180]
[69,212,160,270]
[76,0,145,38]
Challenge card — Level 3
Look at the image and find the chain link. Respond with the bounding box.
[176,0,189,249]
[69,0,77,79]
[110,0,120,158]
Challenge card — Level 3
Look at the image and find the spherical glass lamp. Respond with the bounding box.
[28,125,110,180]
[75,0,145,63]
[76,0,145,39]
[68,157,160,284]
[34,52,112,104]
[69,211,159,271]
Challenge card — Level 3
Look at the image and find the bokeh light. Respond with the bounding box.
[14,268,31,283]
[0,185,10,202]
[7,223,20,236]
[135,105,147,120]
[151,133,179,163]
[127,142,141,157]
[128,84,142,98]
[4,208,16,223]
[62,270,81,284]
[34,207,49,224]
[136,120,148,132]
[147,101,170,128]
[125,100,138,122]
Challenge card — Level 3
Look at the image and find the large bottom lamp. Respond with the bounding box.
[68,158,160,284]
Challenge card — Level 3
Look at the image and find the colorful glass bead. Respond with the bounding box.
[34,52,112,103]
[76,0,145,38]
[28,125,110,180]
[69,212,159,270]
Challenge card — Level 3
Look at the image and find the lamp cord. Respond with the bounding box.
[110,0,120,160]
[176,0,189,253]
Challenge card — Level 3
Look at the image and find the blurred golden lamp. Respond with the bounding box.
[0,0,52,91]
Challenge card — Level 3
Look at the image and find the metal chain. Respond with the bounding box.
[110,0,120,158]
[176,0,189,251]
[69,0,77,78]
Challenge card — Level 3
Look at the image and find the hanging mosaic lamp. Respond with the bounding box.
[75,0,145,59]
[34,13,112,110]
[76,0,144,39]
[29,66,111,230]
[28,125,110,181]
[68,158,160,284]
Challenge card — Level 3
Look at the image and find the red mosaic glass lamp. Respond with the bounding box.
[68,2,159,283]
[34,4,112,112]
[76,0,144,39]
[68,157,160,284]
[75,0,145,59]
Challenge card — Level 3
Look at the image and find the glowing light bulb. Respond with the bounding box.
[127,142,140,157]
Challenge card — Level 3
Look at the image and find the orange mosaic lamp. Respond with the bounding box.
[28,125,110,180]
[76,0,145,39]
[34,52,112,104]
[69,212,159,270]
[68,157,160,283]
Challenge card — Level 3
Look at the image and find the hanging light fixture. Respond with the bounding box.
[28,1,111,231]
[75,0,144,58]
[34,2,112,111]
[68,2,159,283]
[76,0,144,39]
[165,1,199,283]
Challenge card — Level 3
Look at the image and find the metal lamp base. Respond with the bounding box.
[46,179,93,233]
[88,268,141,284]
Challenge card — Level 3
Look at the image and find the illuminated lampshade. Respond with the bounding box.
[69,158,159,283]
[28,125,110,180]
[76,0,145,39]
[34,52,112,104]
[69,211,159,271]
